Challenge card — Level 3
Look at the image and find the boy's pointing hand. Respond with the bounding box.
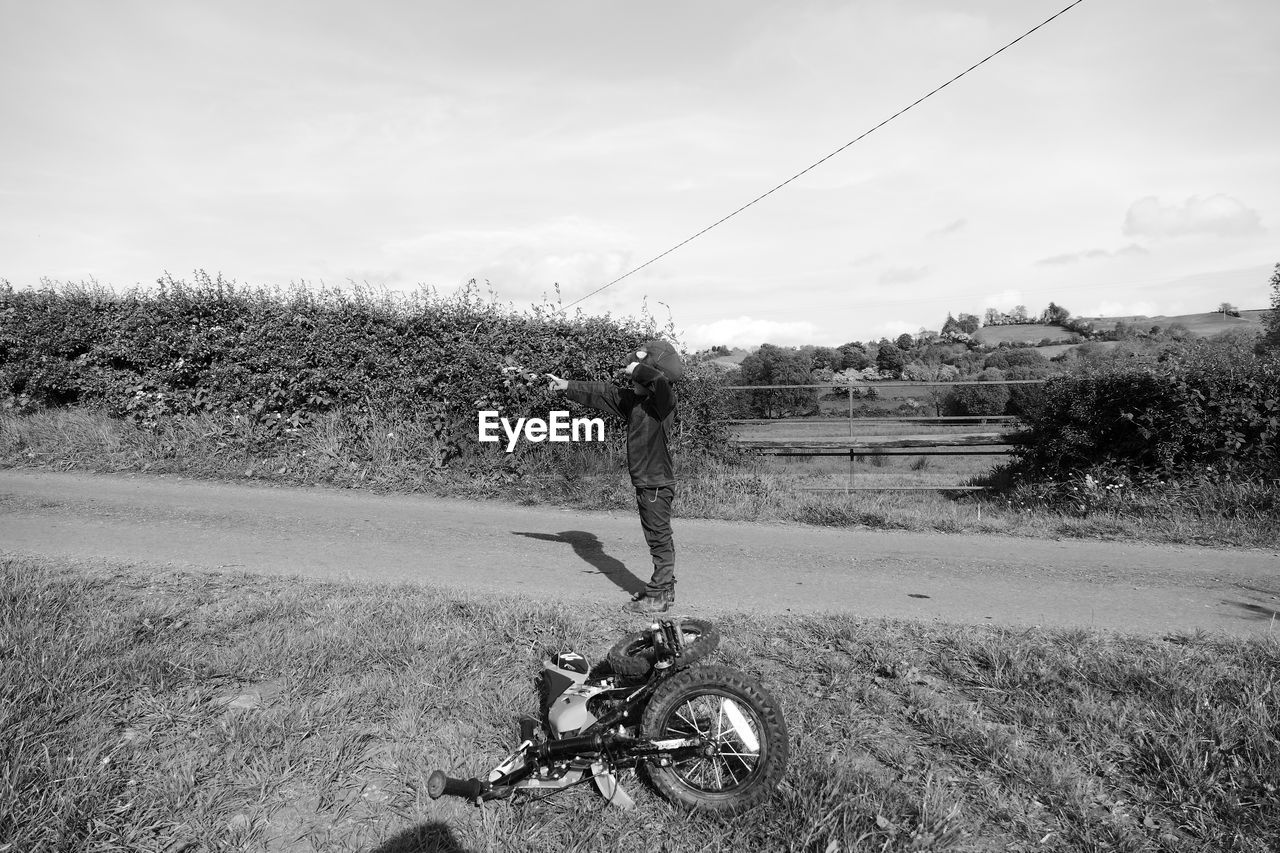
[545,374,568,391]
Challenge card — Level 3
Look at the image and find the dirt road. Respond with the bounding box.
[2,469,1276,636]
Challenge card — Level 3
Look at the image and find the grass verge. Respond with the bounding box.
[3,407,1279,548]
[3,556,1277,852]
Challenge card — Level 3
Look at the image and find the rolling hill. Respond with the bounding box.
[972,308,1267,349]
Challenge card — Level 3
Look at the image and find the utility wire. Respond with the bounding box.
[563,0,1089,310]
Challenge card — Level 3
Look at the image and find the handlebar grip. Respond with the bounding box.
[427,770,485,800]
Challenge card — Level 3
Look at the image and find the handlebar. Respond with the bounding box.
[427,770,486,801]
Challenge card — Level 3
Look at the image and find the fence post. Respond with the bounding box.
[848,386,853,436]
[847,387,855,490]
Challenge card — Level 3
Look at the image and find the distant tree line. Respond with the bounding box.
[711,278,1280,419]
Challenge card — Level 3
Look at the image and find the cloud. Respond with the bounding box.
[1123,195,1264,238]
[982,289,1025,309]
[879,320,919,338]
[1035,244,1149,266]
[878,266,929,285]
[1081,300,1163,318]
[685,316,818,350]
[381,218,634,302]
[927,218,966,238]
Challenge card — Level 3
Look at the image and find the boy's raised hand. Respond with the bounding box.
[545,373,568,391]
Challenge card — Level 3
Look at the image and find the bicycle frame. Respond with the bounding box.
[428,619,714,808]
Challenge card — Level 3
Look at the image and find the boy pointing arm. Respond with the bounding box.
[546,341,683,613]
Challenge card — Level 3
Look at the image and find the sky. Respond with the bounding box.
[2,0,1277,350]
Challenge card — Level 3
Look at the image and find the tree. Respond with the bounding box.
[895,333,914,351]
[876,341,905,377]
[1040,302,1071,325]
[811,346,843,372]
[1263,263,1280,352]
[946,368,1011,415]
[956,313,981,334]
[738,343,817,416]
[983,348,1049,372]
[1111,319,1141,341]
[837,341,870,371]
[1217,302,1240,318]
[1011,304,1029,323]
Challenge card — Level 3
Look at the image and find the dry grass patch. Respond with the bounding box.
[4,557,1277,852]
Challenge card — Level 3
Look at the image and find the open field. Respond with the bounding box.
[1072,309,1268,337]
[972,309,1266,352]
[760,452,1003,491]
[971,326,1081,347]
[5,556,1278,853]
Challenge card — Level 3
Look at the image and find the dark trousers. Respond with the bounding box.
[635,486,675,597]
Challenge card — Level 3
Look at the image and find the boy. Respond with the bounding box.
[546,340,683,613]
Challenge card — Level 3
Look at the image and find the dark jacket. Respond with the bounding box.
[564,362,675,487]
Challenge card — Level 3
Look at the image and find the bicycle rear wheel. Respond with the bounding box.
[607,618,720,679]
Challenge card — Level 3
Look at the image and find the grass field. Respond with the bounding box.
[971,326,1081,347]
[1071,309,1268,338]
[761,451,1001,490]
[4,556,1277,853]
[972,310,1266,352]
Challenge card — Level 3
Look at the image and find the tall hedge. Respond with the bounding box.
[0,273,729,460]
[1010,340,1280,480]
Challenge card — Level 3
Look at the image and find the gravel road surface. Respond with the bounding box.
[2,469,1276,636]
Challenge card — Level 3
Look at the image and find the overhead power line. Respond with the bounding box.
[563,0,1089,310]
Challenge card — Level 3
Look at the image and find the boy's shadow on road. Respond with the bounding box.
[512,530,646,597]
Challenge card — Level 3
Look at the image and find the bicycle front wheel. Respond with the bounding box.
[640,665,788,814]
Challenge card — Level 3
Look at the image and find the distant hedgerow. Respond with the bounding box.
[1007,339,1280,481]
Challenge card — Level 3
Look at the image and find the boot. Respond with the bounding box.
[625,589,673,614]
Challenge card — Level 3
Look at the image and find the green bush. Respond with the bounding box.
[945,368,1011,415]
[0,274,727,471]
[1009,341,1280,481]
[982,348,1048,372]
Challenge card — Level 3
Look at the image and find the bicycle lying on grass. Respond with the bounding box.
[428,618,788,813]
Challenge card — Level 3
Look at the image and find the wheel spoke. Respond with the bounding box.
[717,752,743,786]
[661,688,769,794]
[674,703,707,737]
[713,748,758,760]
[666,713,700,738]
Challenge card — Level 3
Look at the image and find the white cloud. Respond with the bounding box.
[381,218,634,302]
[927,219,966,238]
[1082,300,1162,318]
[982,289,1025,309]
[1036,244,1149,266]
[879,320,918,338]
[1123,195,1263,238]
[685,316,818,350]
[879,266,929,285]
